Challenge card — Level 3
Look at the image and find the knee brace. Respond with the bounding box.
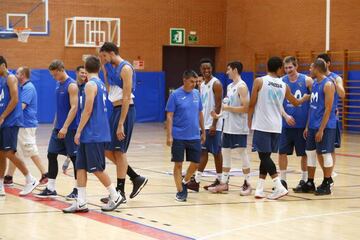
[233,148,250,169]
[323,153,333,168]
[222,148,231,168]
[306,150,317,167]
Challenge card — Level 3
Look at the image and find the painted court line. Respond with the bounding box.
[5,187,194,240]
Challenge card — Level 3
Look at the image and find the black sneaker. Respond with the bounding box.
[203,179,220,191]
[35,188,57,198]
[65,188,78,201]
[315,182,331,195]
[129,176,148,199]
[100,191,127,204]
[4,175,13,187]
[187,177,199,192]
[272,180,288,191]
[175,183,188,202]
[300,181,316,193]
[292,180,306,193]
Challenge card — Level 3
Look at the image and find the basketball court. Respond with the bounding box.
[1,0,360,239]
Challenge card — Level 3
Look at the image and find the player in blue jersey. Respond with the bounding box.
[317,53,345,183]
[301,59,336,195]
[36,60,79,199]
[0,56,39,197]
[99,42,147,203]
[166,70,206,202]
[278,56,313,192]
[4,67,48,187]
[63,56,124,213]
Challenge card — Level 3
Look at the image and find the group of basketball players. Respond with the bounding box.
[0,42,148,213]
[166,53,343,201]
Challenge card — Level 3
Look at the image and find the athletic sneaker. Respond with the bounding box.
[0,185,5,196]
[101,191,127,204]
[240,180,252,196]
[65,188,78,201]
[203,179,220,191]
[267,186,288,200]
[175,183,188,202]
[186,177,200,192]
[292,180,306,192]
[329,177,334,187]
[39,174,48,185]
[208,183,229,193]
[63,201,89,213]
[315,182,331,195]
[4,175,13,187]
[129,176,148,199]
[273,180,288,191]
[298,180,316,193]
[35,188,57,198]
[19,179,39,196]
[101,192,126,212]
[254,189,266,199]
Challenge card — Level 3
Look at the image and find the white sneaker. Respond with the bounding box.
[0,185,5,197]
[101,192,125,212]
[19,179,39,196]
[63,201,89,213]
[240,181,252,196]
[254,189,266,199]
[267,186,288,200]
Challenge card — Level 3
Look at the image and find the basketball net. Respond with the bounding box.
[14,27,32,43]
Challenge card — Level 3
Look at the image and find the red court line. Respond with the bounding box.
[5,187,194,240]
[336,153,360,158]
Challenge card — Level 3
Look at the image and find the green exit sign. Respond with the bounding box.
[188,32,198,44]
[170,28,185,46]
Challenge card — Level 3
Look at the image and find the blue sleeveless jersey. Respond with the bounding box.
[327,72,340,120]
[309,77,336,129]
[0,73,23,127]
[80,77,111,143]
[76,83,85,125]
[282,73,309,128]
[107,61,136,93]
[55,77,78,130]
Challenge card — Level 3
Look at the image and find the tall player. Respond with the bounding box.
[187,58,223,192]
[300,59,336,195]
[0,56,39,196]
[278,56,313,192]
[36,60,78,198]
[63,56,124,213]
[248,56,309,200]
[99,42,147,202]
[208,61,251,195]
[4,67,48,186]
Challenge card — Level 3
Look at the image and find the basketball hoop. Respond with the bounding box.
[14,27,32,43]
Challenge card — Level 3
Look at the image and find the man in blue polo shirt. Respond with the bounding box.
[166,70,206,202]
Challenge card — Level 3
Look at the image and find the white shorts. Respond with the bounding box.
[16,128,39,158]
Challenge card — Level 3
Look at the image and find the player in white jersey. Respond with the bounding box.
[248,57,310,200]
[187,59,223,192]
[208,61,252,195]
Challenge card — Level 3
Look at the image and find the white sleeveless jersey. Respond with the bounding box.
[251,75,286,133]
[223,80,249,135]
[200,77,223,130]
[108,85,135,102]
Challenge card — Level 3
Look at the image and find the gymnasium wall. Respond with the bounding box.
[226,0,360,71]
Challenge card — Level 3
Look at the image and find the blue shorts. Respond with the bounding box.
[48,129,78,157]
[76,142,106,173]
[171,139,201,163]
[335,120,342,148]
[0,127,19,151]
[279,128,306,156]
[306,128,336,154]
[252,130,280,153]
[106,105,135,153]
[222,133,247,149]
[201,130,222,154]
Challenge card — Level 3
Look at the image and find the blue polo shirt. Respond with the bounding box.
[21,81,38,128]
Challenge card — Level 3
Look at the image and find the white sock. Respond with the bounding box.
[221,172,230,184]
[217,173,222,181]
[302,171,308,181]
[47,179,56,191]
[280,170,287,181]
[256,178,265,191]
[273,177,283,189]
[107,184,119,201]
[182,178,189,185]
[194,171,203,183]
[77,187,86,205]
[25,173,34,184]
[244,173,250,183]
